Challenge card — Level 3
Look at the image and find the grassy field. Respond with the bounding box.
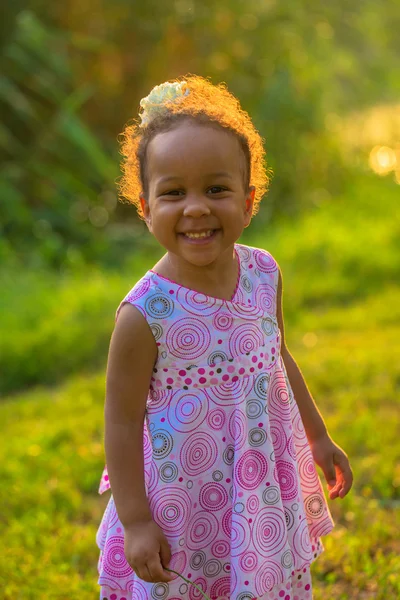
[1,174,399,598]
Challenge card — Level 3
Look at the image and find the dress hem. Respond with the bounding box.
[97,536,325,600]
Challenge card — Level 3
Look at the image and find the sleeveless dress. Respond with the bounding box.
[96,243,335,600]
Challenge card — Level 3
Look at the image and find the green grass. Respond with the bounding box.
[1,173,399,598]
[0,374,105,598]
[0,252,159,396]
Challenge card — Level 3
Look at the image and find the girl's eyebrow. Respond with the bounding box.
[156,176,182,185]
[157,172,233,185]
[207,172,233,180]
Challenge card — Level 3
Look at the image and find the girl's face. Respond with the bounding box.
[140,121,255,269]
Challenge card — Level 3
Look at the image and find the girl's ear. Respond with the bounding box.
[244,186,255,227]
[139,193,152,232]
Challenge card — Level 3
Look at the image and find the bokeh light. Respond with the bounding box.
[369,145,397,175]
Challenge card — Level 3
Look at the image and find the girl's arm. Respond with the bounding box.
[104,302,158,526]
[276,265,354,499]
[280,348,328,443]
[276,266,327,443]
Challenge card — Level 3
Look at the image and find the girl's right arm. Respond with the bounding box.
[104,302,157,524]
[104,302,173,583]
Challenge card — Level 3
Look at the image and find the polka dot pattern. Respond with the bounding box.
[97,244,335,599]
[99,562,314,600]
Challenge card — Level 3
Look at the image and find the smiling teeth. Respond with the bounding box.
[184,230,214,239]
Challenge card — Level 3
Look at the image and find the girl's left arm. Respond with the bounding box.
[276,265,354,500]
[281,348,328,442]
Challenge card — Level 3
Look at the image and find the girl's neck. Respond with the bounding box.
[151,247,240,302]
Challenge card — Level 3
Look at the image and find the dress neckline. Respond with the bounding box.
[149,244,242,304]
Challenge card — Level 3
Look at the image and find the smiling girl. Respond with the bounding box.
[96,75,353,600]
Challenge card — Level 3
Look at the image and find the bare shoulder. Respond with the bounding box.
[105,302,158,423]
[111,302,157,355]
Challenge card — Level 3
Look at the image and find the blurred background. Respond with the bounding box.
[1,1,399,598]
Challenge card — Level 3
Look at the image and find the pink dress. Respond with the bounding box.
[96,243,335,600]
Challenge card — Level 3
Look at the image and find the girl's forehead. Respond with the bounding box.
[147,122,244,177]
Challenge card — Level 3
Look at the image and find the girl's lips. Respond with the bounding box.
[179,229,220,244]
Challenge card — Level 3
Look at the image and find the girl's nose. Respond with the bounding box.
[182,196,211,217]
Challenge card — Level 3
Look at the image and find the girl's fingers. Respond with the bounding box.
[146,557,173,583]
[146,564,155,582]
[340,469,353,496]
[330,456,353,498]
[131,563,153,583]
[135,567,146,582]
[338,457,353,488]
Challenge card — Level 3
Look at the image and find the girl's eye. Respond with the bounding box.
[160,187,228,198]
[208,186,227,194]
[162,190,183,197]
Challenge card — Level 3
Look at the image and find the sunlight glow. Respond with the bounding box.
[369,145,397,175]
[302,332,318,348]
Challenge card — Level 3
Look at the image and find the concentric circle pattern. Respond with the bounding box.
[235,450,269,490]
[149,487,191,536]
[199,482,229,512]
[167,389,208,433]
[187,511,219,550]
[252,507,287,558]
[102,535,132,579]
[97,243,335,598]
[228,323,264,357]
[145,294,174,319]
[151,429,173,460]
[166,317,211,360]
[180,432,218,476]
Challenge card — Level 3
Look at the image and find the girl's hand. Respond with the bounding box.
[123,518,175,584]
[308,433,354,500]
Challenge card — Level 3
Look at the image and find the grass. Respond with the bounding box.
[0,173,399,598]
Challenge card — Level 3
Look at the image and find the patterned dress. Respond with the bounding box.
[96,243,335,600]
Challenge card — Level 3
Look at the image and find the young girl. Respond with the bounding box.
[96,75,353,600]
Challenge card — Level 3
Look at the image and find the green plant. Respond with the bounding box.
[165,568,212,599]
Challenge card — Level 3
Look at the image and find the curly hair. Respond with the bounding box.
[118,75,272,220]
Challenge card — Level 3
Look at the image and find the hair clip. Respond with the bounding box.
[139,81,189,127]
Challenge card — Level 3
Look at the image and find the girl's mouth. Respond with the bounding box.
[179,229,219,244]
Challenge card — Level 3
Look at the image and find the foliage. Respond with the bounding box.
[1,2,399,267]
[1,173,398,396]
[0,11,119,268]
[0,243,159,396]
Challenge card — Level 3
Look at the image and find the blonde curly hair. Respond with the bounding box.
[118,75,272,220]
